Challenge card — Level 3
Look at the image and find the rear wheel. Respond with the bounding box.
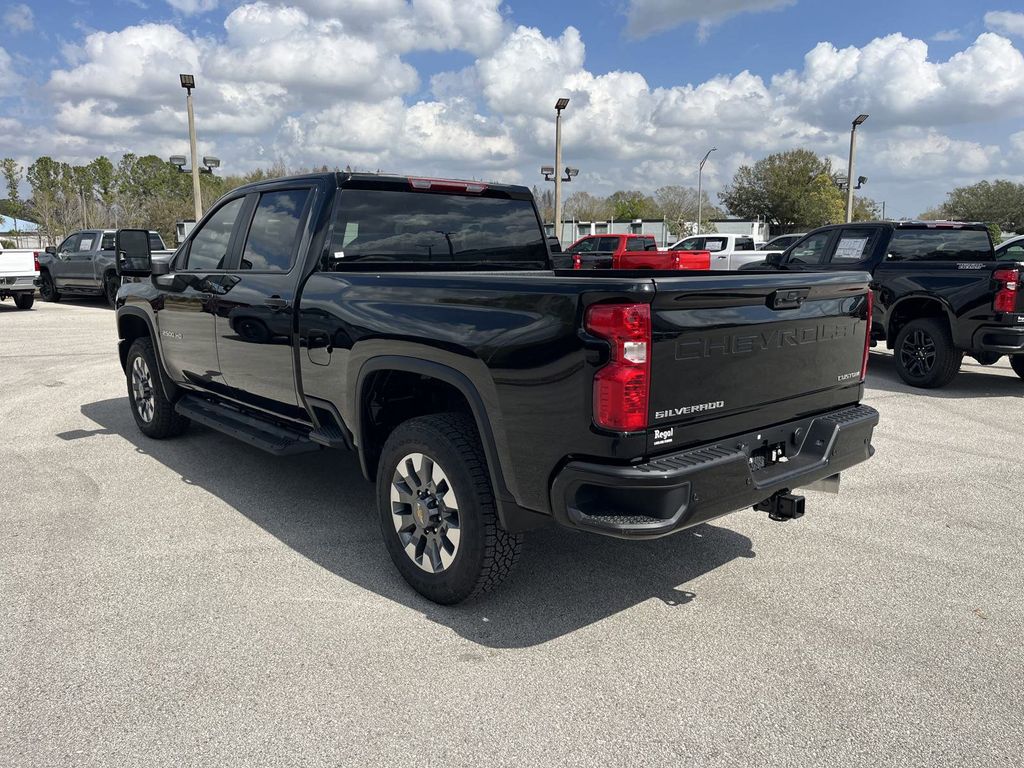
[126,337,190,439]
[13,293,34,310]
[376,413,522,604]
[1010,355,1024,381]
[894,318,962,388]
[38,271,60,302]
[104,272,121,308]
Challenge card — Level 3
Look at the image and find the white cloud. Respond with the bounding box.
[3,3,33,31]
[625,0,795,39]
[22,8,1024,216]
[166,0,219,14]
[931,29,962,42]
[984,11,1024,38]
[0,46,20,95]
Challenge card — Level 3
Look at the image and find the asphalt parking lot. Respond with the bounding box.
[2,299,1022,767]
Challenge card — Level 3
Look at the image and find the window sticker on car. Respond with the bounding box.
[79,238,93,251]
[706,240,724,252]
[835,237,868,260]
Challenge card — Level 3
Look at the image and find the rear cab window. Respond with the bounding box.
[887,227,993,261]
[327,187,547,269]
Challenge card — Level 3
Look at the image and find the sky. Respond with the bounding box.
[2,0,1024,220]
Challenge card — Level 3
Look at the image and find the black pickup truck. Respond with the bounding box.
[112,172,878,603]
[748,221,1024,387]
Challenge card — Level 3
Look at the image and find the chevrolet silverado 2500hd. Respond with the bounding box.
[112,173,879,603]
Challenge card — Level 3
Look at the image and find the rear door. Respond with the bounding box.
[647,271,870,450]
[215,184,315,413]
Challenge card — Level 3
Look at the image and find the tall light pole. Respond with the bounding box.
[180,74,202,223]
[697,147,716,235]
[846,114,868,223]
[553,98,569,240]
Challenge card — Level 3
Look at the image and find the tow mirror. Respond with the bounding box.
[115,229,152,277]
[766,251,785,267]
[45,245,57,255]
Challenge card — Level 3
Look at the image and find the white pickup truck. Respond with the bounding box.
[668,233,783,270]
[0,247,38,310]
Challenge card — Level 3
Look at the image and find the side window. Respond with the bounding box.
[704,238,726,252]
[77,234,95,252]
[675,237,702,250]
[569,238,596,254]
[58,234,80,253]
[148,233,164,251]
[787,232,832,264]
[240,189,311,271]
[737,237,755,251]
[830,228,879,263]
[1000,243,1024,261]
[625,237,646,252]
[185,198,245,271]
[596,237,619,252]
[101,233,115,251]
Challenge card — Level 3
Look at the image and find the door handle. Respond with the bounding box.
[264,296,289,309]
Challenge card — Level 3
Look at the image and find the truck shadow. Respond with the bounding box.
[866,351,1023,399]
[79,397,757,649]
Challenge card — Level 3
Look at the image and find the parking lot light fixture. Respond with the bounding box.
[697,147,716,236]
[169,155,187,169]
[554,98,569,235]
[180,73,202,222]
[203,156,220,171]
[846,114,869,222]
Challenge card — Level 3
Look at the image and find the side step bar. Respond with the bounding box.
[175,395,321,456]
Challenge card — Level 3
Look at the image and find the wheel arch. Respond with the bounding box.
[354,356,545,533]
[116,307,180,401]
[885,295,955,350]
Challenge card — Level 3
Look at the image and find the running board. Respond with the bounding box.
[174,395,320,456]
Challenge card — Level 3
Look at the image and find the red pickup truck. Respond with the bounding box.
[565,234,710,270]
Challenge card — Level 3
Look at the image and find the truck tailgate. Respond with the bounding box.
[646,271,871,452]
[0,249,37,278]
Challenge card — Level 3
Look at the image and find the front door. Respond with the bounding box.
[66,230,101,288]
[215,185,315,415]
[154,196,247,390]
[51,233,81,288]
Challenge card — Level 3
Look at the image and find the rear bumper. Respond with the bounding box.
[971,324,1024,354]
[550,404,879,539]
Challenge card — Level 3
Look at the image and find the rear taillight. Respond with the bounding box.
[33,252,41,271]
[861,289,874,381]
[585,303,651,431]
[573,253,581,270]
[994,268,1019,313]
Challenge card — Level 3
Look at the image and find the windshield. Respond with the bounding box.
[887,228,993,261]
[328,189,547,268]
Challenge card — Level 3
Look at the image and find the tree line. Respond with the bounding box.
[3,149,1020,248]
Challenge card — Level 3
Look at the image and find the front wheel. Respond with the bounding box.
[104,272,121,308]
[126,337,190,438]
[376,413,522,604]
[894,318,962,388]
[13,293,34,310]
[38,271,60,302]
[1010,355,1024,381]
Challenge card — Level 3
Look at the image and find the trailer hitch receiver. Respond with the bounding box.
[754,490,805,521]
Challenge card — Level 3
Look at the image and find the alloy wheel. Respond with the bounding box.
[899,328,936,377]
[390,452,461,573]
[131,356,156,423]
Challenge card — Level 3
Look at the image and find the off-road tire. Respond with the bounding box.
[376,413,522,604]
[894,318,962,388]
[104,272,120,308]
[13,293,34,310]
[126,337,190,439]
[38,271,60,302]
[1010,355,1024,381]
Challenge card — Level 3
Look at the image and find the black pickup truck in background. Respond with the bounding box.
[112,172,878,603]
[747,221,1024,387]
